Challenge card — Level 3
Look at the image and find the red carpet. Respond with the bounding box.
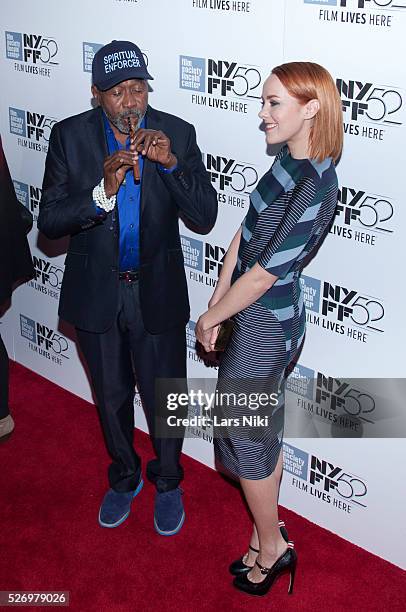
[1,362,405,611]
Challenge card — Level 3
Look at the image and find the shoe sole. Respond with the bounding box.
[0,432,14,444]
[229,524,289,576]
[154,511,185,536]
[98,479,144,528]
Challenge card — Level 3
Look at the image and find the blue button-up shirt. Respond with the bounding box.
[103,112,145,271]
[97,112,178,271]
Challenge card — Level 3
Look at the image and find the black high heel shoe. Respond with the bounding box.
[229,520,289,576]
[233,542,297,597]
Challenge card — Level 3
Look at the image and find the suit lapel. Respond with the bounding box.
[84,107,108,180]
[140,106,162,216]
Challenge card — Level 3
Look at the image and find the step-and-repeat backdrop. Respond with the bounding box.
[1,0,405,568]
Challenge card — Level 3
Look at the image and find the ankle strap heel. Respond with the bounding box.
[234,545,298,596]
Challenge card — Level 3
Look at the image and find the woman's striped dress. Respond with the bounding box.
[214,146,338,480]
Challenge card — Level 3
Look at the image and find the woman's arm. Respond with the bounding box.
[196,175,322,351]
[202,226,242,349]
[209,226,242,307]
[196,263,278,351]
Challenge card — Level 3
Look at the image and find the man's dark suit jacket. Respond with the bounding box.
[38,105,217,334]
[0,136,34,306]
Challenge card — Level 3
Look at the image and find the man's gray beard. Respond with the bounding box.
[106,108,145,134]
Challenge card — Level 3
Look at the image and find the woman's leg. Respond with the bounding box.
[240,449,287,582]
[215,304,289,574]
[0,333,10,419]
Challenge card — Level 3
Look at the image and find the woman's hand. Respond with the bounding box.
[195,313,218,352]
[209,324,220,350]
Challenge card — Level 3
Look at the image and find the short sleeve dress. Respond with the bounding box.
[214,146,338,480]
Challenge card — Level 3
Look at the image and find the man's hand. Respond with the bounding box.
[103,151,138,198]
[130,129,177,169]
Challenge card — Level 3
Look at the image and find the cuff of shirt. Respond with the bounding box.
[158,162,178,174]
[94,201,107,216]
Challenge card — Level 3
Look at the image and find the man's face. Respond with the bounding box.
[92,79,148,134]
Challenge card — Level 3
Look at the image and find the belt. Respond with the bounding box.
[118,270,139,282]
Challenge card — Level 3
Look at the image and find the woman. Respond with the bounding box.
[196,62,343,596]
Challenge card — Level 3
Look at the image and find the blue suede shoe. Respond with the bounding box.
[98,479,143,528]
[154,487,185,536]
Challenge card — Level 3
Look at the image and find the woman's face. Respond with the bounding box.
[258,74,313,151]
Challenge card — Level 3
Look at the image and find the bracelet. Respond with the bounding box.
[92,178,116,212]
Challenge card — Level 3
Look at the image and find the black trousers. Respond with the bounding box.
[0,333,9,419]
[76,280,187,493]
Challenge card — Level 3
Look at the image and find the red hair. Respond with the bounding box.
[272,62,343,162]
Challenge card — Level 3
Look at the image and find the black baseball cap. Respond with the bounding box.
[92,40,153,91]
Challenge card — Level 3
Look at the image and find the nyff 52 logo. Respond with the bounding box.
[309,453,367,506]
[284,442,368,509]
[32,256,63,291]
[180,56,262,99]
[181,235,225,276]
[9,107,57,143]
[314,371,375,423]
[203,153,259,194]
[181,235,225,287]
[336,185,394,233]
[301,275,385,333]
[20,314,70,359]
[5,32,59,64]
[336,78,403,126]
[287,364,376,424]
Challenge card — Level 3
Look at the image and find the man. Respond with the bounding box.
[0,135,34,442]
[38,40,217,535]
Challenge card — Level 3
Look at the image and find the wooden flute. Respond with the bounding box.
[128,117,140,182]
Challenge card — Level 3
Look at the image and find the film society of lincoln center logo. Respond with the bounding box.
[20,315,71,365]
[300,274,385,343]
[336,77,404,142]
[283,442,368,513]
[186,320,202,365]
[179,55,263,114]
[203,152,259,210]
[182,370,214,445]
[82,42,103,72]
[5,31,58,77]
[330,184,395,246]
[13,180,41,225]
[304,0,406,28]
[181,235,225,287]
[82,42,149,73]
[286,363,377,434]
[9,107,57,154]
[187,393,214,443]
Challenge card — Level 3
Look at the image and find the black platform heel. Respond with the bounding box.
[233,541,297,597]
[229,520,289,576]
